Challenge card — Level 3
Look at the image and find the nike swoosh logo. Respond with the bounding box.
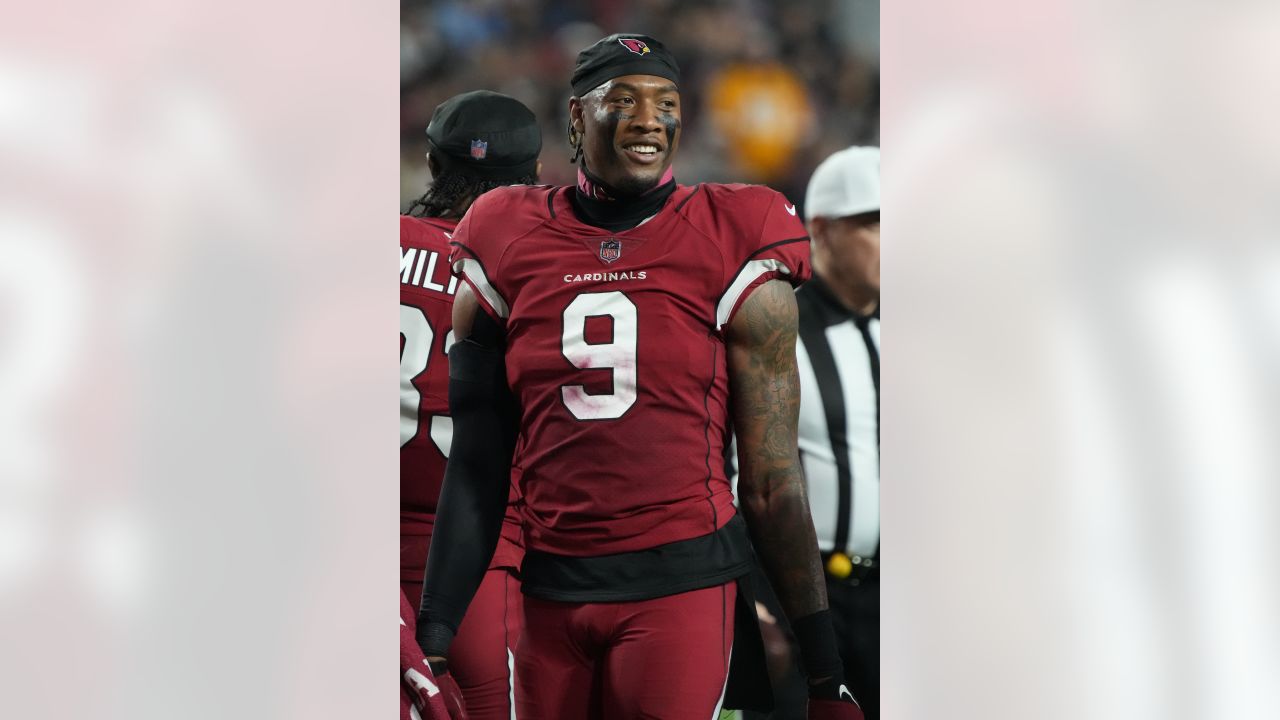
[839,685,855,702]
[784,203,796,216]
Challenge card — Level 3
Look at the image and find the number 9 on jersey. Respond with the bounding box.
[560,291,638,421]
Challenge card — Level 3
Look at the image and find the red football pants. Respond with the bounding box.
[515,581,736,720]
[403,569,522,720]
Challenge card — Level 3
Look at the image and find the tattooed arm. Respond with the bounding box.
[728,279,828,620]
[727,279,841,683]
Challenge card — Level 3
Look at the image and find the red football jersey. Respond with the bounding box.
[449,183,811,557]
[400,215,521,577]
[400,215,461,512]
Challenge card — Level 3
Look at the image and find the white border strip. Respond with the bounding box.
[715,258,790,329]
[455,256,511,319]
[508,647,517,720]
[709,643,733,719]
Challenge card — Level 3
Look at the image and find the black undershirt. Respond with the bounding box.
[569,169,677,232]
[522,514,755,602]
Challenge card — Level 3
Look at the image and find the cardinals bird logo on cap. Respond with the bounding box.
[618,38,650,55]
[599,239,622,263]
[470,139,488,159]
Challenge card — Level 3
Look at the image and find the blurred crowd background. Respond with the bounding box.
[401,0,879,211]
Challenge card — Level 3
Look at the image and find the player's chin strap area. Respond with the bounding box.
[570,166,677,232]
[416,337,519,653]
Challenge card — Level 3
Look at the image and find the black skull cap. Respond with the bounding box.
[426,90,542,180]
[571,34,680,98]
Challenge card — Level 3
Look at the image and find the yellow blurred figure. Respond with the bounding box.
[706,63,815,181]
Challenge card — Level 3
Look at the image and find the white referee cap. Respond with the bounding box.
[804,146,880,221]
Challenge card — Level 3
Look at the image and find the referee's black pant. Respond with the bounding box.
[744,567,879,720]
[828,573,879,720]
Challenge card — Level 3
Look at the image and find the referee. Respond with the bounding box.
[797,146,881,720]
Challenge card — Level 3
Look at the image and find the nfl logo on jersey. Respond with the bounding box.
[470,139,488,159]
[599,239,622,263]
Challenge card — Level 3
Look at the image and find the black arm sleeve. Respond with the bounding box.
[415,315,518,656]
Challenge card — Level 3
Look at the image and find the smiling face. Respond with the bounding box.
[570,75,682,195]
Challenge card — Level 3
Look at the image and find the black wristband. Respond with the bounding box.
[790,609,844,681]
[415,620,455,660]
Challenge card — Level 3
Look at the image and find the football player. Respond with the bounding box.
[401,89,541,720]
[418,35,862,720]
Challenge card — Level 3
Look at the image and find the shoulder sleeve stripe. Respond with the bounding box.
[743,236,809,263]
[672,184,703,214]
[717,236,808,300]
[715,258,791,330]
[714,237,808,329]
[449,243,509,319]
[449,240,479,262]
[449,241,482,277]
[455,258,510,319]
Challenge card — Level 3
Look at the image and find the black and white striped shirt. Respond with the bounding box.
[794,275,880,562]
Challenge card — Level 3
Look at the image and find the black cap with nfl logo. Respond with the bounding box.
[426,90,542,180]
[571,34,681,97]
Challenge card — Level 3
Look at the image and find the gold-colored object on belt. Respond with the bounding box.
[826,551,854,579]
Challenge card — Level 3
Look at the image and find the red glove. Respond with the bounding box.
[402,591,468,719]
[403,662,466,720]
[807,678,864,720]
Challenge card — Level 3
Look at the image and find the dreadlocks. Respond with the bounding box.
[405,168,539,219]
[567,120,584,164]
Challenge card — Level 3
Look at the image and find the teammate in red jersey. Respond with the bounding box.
[401,89,541,720]
[418,35,863,720]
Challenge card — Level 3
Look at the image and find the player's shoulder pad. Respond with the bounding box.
[400,214,458,251]
[468,184,557,224]
[696,182,788,205]
[454,185,555,255]
[449,185,559,321]
[698,185,811,328]
[699,182,780,204]
[681,183,807,251]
